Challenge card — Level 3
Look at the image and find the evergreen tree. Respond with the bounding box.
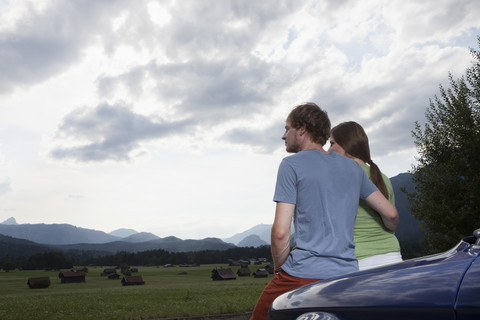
[22,251,73,270]
[409,37,480,253]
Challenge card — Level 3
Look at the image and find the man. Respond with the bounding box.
[250,103,398,320]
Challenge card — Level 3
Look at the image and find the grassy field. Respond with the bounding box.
[0,265,270,320]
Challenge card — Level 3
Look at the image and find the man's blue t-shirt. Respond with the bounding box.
[273,149,377,279]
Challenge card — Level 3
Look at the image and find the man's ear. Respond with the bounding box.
[298,126,306,136]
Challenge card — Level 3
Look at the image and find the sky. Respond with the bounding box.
[0,0,479,240]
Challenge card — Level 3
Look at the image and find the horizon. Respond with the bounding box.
[0,215,264,241]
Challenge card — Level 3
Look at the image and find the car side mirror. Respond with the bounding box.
[474,228,480,245]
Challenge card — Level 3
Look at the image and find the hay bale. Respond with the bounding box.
[27,277,51,289]
[121,275,145,286]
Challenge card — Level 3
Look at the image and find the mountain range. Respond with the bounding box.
[0,173,423,257]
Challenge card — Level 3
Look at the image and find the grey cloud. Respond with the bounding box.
[50,102,195,162]
[0,0,130,94]
[98,57,288,123]
[315,46,473,159]
[97,65,147,98]
[397,1,480,43]
[222,122,286,154]
[95,54,295,157]
[162,1,305,59]
[172,59,279,118]
[96,0,306,121]
[326,91,427,159]
[34,0,479,164]
[55,0,305,162]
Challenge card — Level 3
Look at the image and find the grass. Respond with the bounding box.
[0,265,270,320]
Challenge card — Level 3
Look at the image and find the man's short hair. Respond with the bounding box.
[287,102,331,146]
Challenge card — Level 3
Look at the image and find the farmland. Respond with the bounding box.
[0,265,269,320]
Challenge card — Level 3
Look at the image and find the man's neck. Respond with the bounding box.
[301,142,326,153]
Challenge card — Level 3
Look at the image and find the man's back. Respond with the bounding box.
[274,149,377,279]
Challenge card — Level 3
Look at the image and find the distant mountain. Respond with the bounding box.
[237,234,268,247]
[223,224,271,245]
[51,236,235,253]
[0,234,51,258]
[121,232,160,243]
[161,236,182,242]
[1,217,18,225]
[109,228,138,238]
[0,222,235,256]
[0,223,121,245]
[389,173,423,242]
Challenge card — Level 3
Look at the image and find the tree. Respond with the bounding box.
[1,259,16,272]
[22,251,73,270]
[408,37,480,253]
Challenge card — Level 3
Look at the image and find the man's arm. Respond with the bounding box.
[271,202,295,270]
[365,190,399,232]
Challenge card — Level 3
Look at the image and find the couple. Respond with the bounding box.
[251,102,402,320]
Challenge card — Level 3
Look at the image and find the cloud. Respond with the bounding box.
[222,122,286,154]
[310,44,476,157]
[383,0,480,45]
[0,0,131,95]
[4,3,479,160]
[0,177,11,196]
[97,58,279,122]
[43,0,479,164]
[50,102,196,162]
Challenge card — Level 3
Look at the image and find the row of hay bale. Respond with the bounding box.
[98,267,144,285]
[27,270,145,289]
[211,265,273,280]
[101,267,138,277]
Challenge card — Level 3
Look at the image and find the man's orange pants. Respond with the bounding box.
[250,270,322,320]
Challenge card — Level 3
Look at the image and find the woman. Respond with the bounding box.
[330,121,402,270]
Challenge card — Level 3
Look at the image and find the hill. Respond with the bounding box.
[390,172,423,242]
[223,224,271,246]
[121,232,160,243]
[0,222,235,257]
[0,234,52,258]
[1,217,18,225]
[237,234,268,247]
[0,223,121,245]
[51,236,235,254]
[109,228,138,237]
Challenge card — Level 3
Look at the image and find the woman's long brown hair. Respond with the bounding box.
[331,121,389,198]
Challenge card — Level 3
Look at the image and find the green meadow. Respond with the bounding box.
[0,265,269,320]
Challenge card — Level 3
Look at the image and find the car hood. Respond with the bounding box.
[271,239,480,312]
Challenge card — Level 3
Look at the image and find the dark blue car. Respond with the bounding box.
[268,229,480,320]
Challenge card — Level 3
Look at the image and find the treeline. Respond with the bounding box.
[0,242,430,272]
[0,246,273,271]
[82,245,273,266]
[0,251,73,271]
